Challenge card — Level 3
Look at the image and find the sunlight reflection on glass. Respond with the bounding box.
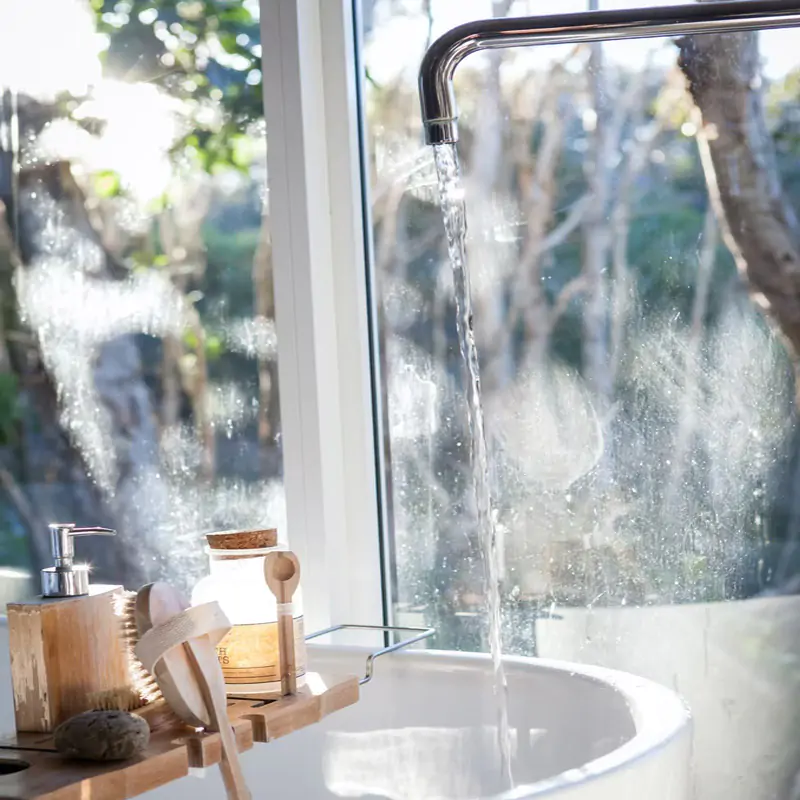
[0,0,103,99]
[1,0,280,592]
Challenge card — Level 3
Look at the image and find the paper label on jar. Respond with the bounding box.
[216,616,307,684]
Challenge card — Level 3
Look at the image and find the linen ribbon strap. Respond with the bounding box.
[135,601,231,676]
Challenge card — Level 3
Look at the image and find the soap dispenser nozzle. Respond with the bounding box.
[42,523,116,598]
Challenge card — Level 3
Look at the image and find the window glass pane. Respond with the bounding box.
[364,1,800,794]
[0,0,282,601]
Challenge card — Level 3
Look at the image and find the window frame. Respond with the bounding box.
[258,0,390,633]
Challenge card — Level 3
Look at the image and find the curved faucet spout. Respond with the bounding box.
[418,0,800,146]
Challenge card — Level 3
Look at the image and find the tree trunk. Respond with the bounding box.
[157,193,215,481]
[491,59,580,378]
[514,81,566,370]
[469,0,514,393]
[581,7,612,403]
[609,74,650,387]
[678,29,800,392]
[664,207,718,514]
[252,217,278,457]
[185,306,215,481]
[161,335,182,429]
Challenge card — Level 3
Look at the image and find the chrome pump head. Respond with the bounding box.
[418,0,800,146]
[41,523,116,598]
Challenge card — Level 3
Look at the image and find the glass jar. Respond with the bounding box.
[191,531,307,696]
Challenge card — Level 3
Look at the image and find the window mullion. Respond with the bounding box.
[259,0,384,633]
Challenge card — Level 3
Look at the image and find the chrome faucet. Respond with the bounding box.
[418,0,800,146]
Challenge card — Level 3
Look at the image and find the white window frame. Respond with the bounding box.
[258,0,389,633]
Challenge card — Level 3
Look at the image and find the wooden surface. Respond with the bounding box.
[7,586,132,733]
[0,672,359,799]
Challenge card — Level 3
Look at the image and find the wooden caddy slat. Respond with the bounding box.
[0,673,359,800]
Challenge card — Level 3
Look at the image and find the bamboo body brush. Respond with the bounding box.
[96,590,166,713]
[107,584,251,800]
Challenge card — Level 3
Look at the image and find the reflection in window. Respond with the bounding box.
[0,0,282,597]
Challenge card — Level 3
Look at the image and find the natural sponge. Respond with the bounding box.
[54,710,150,762]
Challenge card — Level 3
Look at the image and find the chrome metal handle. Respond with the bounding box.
[48,523,116,566]
[69,527,116,536]
[305,624,435,685]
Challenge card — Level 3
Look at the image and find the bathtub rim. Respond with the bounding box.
[307,644,692,799]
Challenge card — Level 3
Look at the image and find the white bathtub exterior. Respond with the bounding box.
[537,596,800,800]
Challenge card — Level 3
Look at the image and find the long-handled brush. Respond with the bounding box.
[134,582,251,800]
[95,584,250,798]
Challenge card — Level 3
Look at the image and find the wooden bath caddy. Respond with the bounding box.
[0,672,359,800]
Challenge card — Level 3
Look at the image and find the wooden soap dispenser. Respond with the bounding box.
[6,523,133,733]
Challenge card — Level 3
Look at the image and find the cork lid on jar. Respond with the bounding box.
[205,528,278,551]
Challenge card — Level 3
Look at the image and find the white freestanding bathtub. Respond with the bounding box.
[0,624,691,799]
[130,645,689,800]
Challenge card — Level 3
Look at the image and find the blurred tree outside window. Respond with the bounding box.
[0,0,284,598]
[363,0,800,651]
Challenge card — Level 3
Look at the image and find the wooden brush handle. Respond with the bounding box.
[217,727,250,800]
[193,639,251,800]
[276,604,296,696]
[136,588,252,800]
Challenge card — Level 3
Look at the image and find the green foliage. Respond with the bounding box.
[0,504,34,572]
[205,333,223,361]
[93,169,122,198]
[182,328,200,351]
[93,0,263,174]
[202,224,260,314]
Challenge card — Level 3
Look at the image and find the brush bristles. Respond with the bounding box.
[86,687,145,712]
[114,590,163,707]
